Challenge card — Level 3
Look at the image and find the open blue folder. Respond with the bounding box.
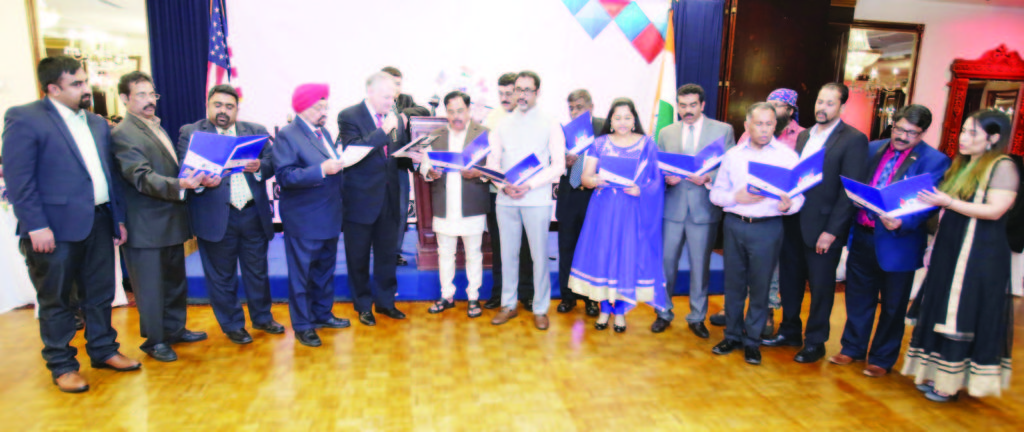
[841,174,937,218]
[563,111,596,155]
[598,156,645,188]
[746,148,825,199]
[179,131,269,178]
[473,153,543,187]
[658,136,726,177]
[427,132,491,172]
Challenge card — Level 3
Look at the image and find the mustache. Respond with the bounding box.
[895,138,910,145]
[816,110,827,117]
[683,113,695,118]
[144,103,156,110]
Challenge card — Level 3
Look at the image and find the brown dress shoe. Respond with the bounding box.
[828,353,859,365]
[53,371,89,393]
[491,307,519,325]
[863,364,889,377]
[534,314,550,330]
[92,353,142,372]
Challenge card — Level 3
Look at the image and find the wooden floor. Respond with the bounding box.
[1,295,1023,431]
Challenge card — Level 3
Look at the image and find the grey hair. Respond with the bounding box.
[746,102,777,121]
[365,71,395,89]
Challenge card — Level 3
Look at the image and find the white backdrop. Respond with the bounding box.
[226,0,670,136]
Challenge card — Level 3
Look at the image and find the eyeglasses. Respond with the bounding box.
[893,126,921,138]
[134,92,161,101]
[513,87,536,95]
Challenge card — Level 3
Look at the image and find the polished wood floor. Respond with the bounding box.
[1,295,1022,431]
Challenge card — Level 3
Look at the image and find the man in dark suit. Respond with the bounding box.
[337,72,410,326]
[829,105,949,376]
[273,83,350,348]
[112,71,214,362]
[3,56,140,392]
[764,83,869,363]
[177,84,285,345]
[556,89,602,316]
[381,66,430,267]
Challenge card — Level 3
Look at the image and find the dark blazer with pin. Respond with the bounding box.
[111,113,190,248]
[272,118,344,240]
[858,139,949,272]
[337,101,407,225]
[177,119,275,242]
[792,120,869,248]
[2,98,125,240]
[424,121,490,218]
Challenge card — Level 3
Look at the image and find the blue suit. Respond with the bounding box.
[840,138,950,370]
[337,101,404,313]
[2,97,125,378]
[272,118,344,331]
[177,119,276,333]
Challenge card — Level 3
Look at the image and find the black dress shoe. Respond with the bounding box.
[74,311,85,331]
[712,339,742,355]
[651,317,671,333]
[709,311,726,327]
[396,254,408,266]
[794,344,827,363]
[142,343,177,362]
[359,311,376,326]
[594,321,609,331]
[226,329,253,344]
[169,329,208,345]
[556,301,576,313]
[317,317,351,329]
[483,298,501,310]
[745,346,762,365]
[375,307,406,320]
[688,322,710,339]
[295,329,321,347]
[253,320,286,334]
[762,333,802,347]
[584,301,599,317]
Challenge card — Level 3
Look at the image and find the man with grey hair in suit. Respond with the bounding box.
[655,83,735,338]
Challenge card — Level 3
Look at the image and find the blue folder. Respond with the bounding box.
[472,153,543,187]
[657,136,726,177]
[427,132,491,172]
[746,148,825,199]
[179,131,269,178]
[563,111,596,155]
[841,174,937,218]
[598,155,642,188]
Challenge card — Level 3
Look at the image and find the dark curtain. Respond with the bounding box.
[674,0,725,120]
[146,0,210,144]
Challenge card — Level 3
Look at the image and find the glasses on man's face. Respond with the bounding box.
[514,87,536,95]
[134,92,160,101]
[893,126,921,138]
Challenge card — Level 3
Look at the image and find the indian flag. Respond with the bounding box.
[649,9,676,140]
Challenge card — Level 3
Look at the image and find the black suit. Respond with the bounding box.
[556,116,604,306]
[778,120,868,346]
[337,101,406,313]
[112,113,193,349]
[177,119,276,333]
[2,98,126,378]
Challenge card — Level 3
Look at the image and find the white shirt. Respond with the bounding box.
[421,126,486,236]
[801,119,841,160]
[710,138,805,218]
[50,97,110,206]
[681,115,705,155]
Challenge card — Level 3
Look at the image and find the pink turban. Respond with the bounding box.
[292,83,329,113]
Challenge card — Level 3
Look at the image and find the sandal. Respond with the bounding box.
[428,298,455,314]
[467,300,482,318]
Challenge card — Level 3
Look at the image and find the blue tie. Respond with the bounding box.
[876,150,902,186]
[569,156,584,188]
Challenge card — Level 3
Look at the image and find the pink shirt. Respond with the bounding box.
[737,120,805,150]
[856,143,914,228]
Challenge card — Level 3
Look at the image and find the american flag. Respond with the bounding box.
[207,0,241,97]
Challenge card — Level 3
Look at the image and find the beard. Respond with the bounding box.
[77,95,92,110]
[773,113,791,137]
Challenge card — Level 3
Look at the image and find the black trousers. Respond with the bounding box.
[124,243,188,349]
[777,216,843,346]
[21,205,119,378]
[723,215,783,347]
[345,191,399,313]
[557,187,594,305]
[196,204,273,333]
[487,192,534,303]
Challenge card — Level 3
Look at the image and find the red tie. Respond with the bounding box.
[375,114,388,158]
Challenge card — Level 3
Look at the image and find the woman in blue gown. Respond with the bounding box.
[567,97,667,332]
